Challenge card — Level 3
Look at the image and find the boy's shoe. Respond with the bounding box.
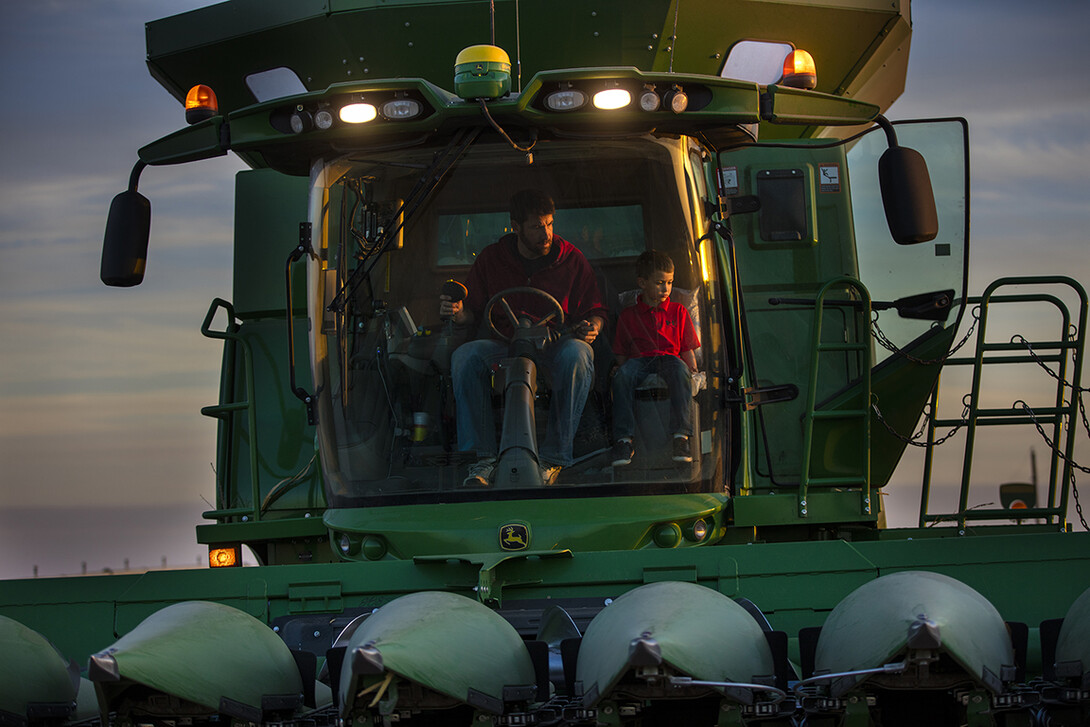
[611,439,634,466]
[672,435,692,463]
[463,458,496,487]
[540,462,562,485]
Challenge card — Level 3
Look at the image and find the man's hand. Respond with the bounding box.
[573,316,603,344]
[439,295,467,324]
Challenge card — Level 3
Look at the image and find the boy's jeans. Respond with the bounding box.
[611,355,692,440]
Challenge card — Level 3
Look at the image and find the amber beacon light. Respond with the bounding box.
[185,84,219,124]
[781,49,817,89]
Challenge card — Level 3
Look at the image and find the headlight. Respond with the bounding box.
[544,89,588,112]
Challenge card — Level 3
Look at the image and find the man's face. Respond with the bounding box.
[513,213,554,259]
[637,268,673,307]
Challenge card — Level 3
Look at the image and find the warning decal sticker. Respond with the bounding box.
[719,166,739,196]
[819,163,840,193]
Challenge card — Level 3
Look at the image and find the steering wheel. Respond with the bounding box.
[484,286,565,342]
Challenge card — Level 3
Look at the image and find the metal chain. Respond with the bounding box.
[1011,325,1089,529]
[1071,467,1087,532]
[871,305,980,365]
[1011,332,1090,394]
[871,394,970,448]
[1014,401,1090,474]
[1080,393,1090,440]
[1015,400,1089,531]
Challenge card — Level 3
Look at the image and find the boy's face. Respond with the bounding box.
[637,268,673,307]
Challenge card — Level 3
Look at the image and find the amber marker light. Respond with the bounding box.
[781,49,817,89]
[185,84,219,124]
[208,546,241,568]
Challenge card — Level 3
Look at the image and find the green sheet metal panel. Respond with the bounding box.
[1,532,1087,683]
[199,169,321,530]
[725,141,863,488]
[233,169,310,318]
[855,532,1090,627]
[338,591,535,713]
[325,493,727,557]
[93,601,303,712]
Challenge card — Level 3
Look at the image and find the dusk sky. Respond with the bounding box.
[1,0,1087,579]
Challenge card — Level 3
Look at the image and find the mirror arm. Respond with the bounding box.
[874,114,899,148]
[127,160,147,193]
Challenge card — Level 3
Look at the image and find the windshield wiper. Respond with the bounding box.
[328,126,483,313]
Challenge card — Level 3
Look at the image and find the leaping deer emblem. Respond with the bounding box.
[500,524,529,550]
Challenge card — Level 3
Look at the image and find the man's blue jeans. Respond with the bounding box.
[451,337,594,466]
[611,355,692,440]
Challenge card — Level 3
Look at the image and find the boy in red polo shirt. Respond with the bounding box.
[611,250,699,466]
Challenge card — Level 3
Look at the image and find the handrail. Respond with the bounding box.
[286,223,316,425]
[200,297,262,523]
[799,276,873,518]
[918,276,1087,529]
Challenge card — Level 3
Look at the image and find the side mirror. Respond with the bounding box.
[878,143,939,245]
[101,190,151,286]
[101,162,151,287]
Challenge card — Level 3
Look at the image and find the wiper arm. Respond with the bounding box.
[329,126,483,313]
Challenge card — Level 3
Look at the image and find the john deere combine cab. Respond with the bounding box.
[2,1,1088,725]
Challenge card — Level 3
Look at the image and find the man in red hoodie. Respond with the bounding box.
[439,190,607,486]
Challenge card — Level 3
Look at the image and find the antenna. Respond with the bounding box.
[669,0,680,73]
[515,0,522,92]
[486,0,520,92]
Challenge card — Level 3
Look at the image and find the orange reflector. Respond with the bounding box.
[1010,500,1028,510]
[185,84,219,124]
[208,546,240,568]
[781,49,817,90]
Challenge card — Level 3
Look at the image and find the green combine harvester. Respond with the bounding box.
[2,1,1088,725]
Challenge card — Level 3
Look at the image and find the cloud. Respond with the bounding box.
[0,300,222,394]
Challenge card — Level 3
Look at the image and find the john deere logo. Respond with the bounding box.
[500,523,529,551]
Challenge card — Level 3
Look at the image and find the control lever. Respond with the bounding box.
[433,279,468,373]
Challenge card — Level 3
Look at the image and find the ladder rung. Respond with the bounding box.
[811,409,868,420]
[201,401,252,417]
[807,477,868,487]
[816,342,868,353]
